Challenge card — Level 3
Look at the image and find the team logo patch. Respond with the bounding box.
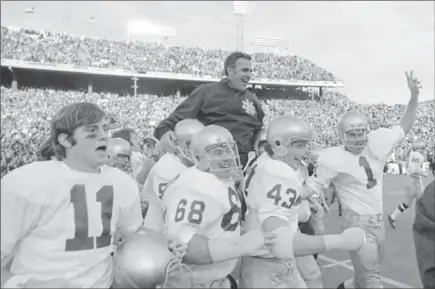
[242,99,256,116]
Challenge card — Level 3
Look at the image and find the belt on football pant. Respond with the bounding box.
[343,212,383,224]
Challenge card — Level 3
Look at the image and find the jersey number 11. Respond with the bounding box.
[65,185,114,252]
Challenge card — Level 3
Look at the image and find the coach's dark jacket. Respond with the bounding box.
[413,180,435,289]
[154,79,264,166]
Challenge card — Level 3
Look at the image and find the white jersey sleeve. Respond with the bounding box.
[1,167,46,261]
[307,148,339,194]
[141,153,187,201]
[368,125,405,161]
[114,173,143,240]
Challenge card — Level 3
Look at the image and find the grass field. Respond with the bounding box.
[319,174,434,289]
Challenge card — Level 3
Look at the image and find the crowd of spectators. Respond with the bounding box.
[1,26,337,81]
[2,86,433,178]
[1,25,433,177]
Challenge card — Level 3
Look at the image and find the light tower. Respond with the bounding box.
[232,1,249,51]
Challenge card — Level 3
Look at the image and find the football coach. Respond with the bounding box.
[153,51,265,167]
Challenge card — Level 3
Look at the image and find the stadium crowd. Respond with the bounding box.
[1,26,337,81]
[1,86,433,178]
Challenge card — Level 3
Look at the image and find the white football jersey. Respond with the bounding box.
[141,153,188,200]
[308,125,405,215]
[1,161,143,288]
[140,153,189,232]
[407,151,425,176]
[245,154,303,258]
[164,167,242,284]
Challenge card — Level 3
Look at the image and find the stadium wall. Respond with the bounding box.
[1,59,345,99]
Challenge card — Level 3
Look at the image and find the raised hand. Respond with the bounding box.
[405,70,422,97]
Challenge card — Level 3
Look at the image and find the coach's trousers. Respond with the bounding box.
[342,211,386,289]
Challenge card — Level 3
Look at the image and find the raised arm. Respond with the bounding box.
[399,70,421,134]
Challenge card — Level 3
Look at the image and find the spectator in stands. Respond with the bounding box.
[413,180,435,289]
[153,51,264,167]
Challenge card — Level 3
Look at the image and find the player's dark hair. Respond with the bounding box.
[111,128,136,146]
[38,138,56,161]
[224,51,252,76]
[51,102,106,159]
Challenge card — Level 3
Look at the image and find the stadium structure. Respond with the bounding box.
[1,25,344,103]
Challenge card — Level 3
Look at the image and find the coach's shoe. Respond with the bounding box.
[388,214,396,229]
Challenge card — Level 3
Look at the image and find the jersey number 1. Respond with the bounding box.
[65,185,114,252]
[359,156,378,189]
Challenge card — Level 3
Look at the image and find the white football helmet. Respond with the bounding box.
[190,125,242,181]
[337,110,368,154]
[113,229,192,288]
[107,138,132,173]
[174,119,205,164]
[267,115,311,167]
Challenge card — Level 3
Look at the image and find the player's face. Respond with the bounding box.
[289,139,309,159]
[228,58,252,92]
[70,119,109,168]
[344,129,367,154]
[114,154,131,172]
[206,142,242,180]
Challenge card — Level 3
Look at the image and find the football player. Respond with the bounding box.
[163,125,268,288]
[388,141,429,228]
[107,138,133,176]
[1,102,143,288]
[240,115,367,289]
[140,119,204,232]
[308,71,421,289]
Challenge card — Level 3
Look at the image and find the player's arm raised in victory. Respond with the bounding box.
[0,172,45,286]
[369,71,421,159]
[165,192,264,265]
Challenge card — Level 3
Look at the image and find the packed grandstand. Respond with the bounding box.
[1,26,434,177]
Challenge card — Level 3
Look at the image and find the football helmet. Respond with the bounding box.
[190,125,242,181]
[174,119,204,164]
[337,110,368,154]
[107,138,132,173]
[267,115,311,166]
[113,229,192,288]
[254,128,268,156]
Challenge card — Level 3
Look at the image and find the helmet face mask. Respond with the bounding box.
[202,141,243,181]
[176,137,194,164]
[342,128,368,154]
[338,110,368,155]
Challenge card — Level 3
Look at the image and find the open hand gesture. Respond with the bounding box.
[405,70,422,97]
